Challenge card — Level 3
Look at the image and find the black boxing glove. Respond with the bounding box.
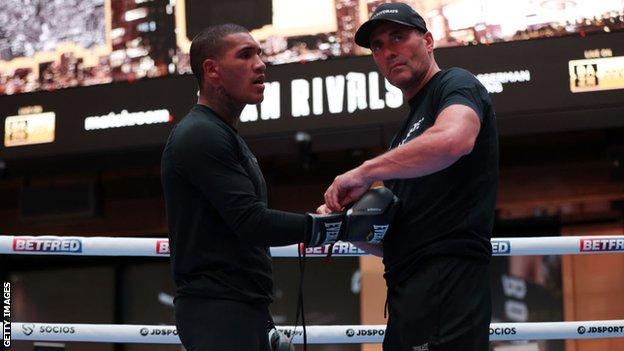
[344,186,399,243]
[305,212,346,247]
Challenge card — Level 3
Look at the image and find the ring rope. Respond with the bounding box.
[5,235,624,345]
[1,235,623,257]
[10,321,624,344]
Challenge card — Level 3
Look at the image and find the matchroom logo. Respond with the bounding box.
[579,238,624,252]
[84,109,173,130]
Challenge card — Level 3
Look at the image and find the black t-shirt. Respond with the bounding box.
[161,104,306,304]
[383,68,499,287]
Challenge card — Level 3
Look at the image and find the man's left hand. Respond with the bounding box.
[324,167,372,212]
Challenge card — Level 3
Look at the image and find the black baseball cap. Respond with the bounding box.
[355,2,428,48]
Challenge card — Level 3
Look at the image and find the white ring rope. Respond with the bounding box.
[10,321,624,344]
[5,235,624,345]
[1,235,623,257]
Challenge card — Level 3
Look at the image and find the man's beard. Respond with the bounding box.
[393,68,426,91]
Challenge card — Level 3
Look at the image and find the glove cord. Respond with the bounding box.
[291,243,308,350]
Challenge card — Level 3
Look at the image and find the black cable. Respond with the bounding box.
[292,243,307,350]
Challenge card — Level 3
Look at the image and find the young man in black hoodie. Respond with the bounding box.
[161,24,307,351]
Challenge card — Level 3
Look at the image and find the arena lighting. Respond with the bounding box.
[110,28,125,39]
[295,131,314,171]
[294,131,311,145]
[124,8,148,22]
[540,0,577,11]
[157,292,174,307]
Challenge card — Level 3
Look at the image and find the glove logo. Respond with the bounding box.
[370,224,389,243]
[346,329,355,337]
[578,326,586,334]
[324,222,343,242]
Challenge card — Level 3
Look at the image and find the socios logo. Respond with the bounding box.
[578,326,586,334]
[489,327,517,335]
[22,324,35,336]
[39,325,75,334]
[140,328,149,336]
[346,329,355,337]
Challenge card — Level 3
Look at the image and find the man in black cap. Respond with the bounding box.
[322,2,498,350]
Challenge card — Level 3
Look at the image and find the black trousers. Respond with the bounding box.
[175,296,271,351]
[383,256,491,351]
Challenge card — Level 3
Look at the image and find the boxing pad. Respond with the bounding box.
[268,328,295,351]
[344,186,399,243]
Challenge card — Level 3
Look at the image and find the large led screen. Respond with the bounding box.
[1,0,622,95]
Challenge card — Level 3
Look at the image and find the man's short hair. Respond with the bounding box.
[190,23,249,86]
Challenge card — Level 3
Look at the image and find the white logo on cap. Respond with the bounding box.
[372,9,399,19]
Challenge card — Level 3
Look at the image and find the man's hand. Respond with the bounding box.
[324,167,373,212]
[316,203,331,214]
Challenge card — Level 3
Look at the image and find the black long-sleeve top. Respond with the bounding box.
[161,104,306,304]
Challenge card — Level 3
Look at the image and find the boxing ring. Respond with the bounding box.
[2,235,624,345]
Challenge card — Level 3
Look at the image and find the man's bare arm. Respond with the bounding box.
[324,104,481,210]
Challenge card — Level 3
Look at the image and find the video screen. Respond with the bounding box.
[1,0,622,95]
